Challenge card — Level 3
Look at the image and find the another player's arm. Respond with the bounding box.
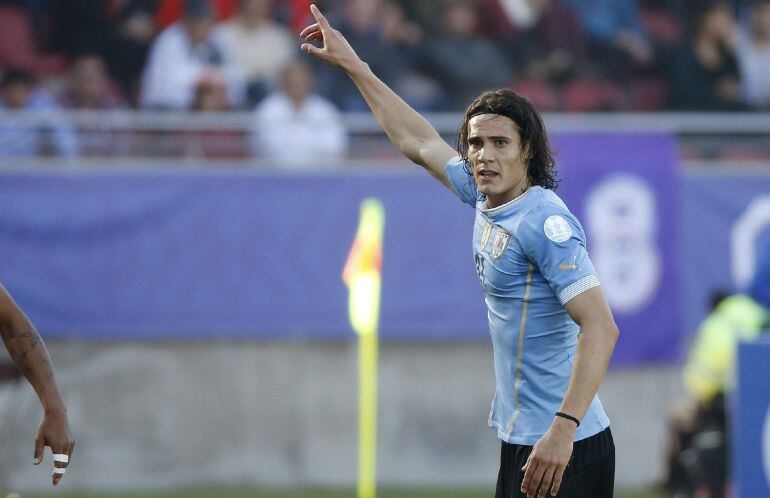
[299,5,456,188]
[522,286,618,498]
[0,284,74,485]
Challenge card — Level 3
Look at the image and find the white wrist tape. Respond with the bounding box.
[53,454,69,464]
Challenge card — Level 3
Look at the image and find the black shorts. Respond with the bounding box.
[495,427,615,498]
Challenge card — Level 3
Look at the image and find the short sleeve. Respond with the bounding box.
[444,156,479,207]
[516,205,600,305]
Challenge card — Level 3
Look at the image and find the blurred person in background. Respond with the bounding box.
[563,0,653,78]
[736,0,770,109]
[253,58,347,167]
[59,55,126,110]
[662,233,770,498]
[377,1,442,111]
[301,5,618,497]
[48,0,158,106]
[0,68,78,158]
[0,283,74,486]
[188,70,242,158]
[668,0,743,110]
[217,0,295,106]
[191,70,232,111]
[420,0,513,109]
[477,0,585,84]
[59,55,128,157]
[313,0,413,111]
[107,1,159,106]
[140,0,244,109]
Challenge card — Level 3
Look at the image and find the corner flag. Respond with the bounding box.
[343,198,385,498]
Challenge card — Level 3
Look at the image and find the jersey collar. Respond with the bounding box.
[480,186,542,217]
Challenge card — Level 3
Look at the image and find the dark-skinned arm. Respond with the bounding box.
[0,283,74,485]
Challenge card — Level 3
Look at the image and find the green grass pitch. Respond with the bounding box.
[15,487,665,498]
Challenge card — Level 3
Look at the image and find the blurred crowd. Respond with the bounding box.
[0,0,769,159]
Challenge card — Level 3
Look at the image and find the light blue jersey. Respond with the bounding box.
[445,157,610,445]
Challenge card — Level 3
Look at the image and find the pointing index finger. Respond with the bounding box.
[310,4,331,31]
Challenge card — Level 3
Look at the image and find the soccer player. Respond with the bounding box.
[300,5,619,498]
[0,284,74,485]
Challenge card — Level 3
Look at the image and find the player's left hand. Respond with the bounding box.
[34,409,75,486]
[521,420,574,497]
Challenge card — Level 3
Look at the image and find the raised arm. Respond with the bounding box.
[300,4,457,188]
[0,284,73,486]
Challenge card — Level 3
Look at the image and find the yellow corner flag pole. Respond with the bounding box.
[342,198,385,498]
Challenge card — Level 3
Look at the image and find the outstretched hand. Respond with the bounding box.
[300,4,363,72]
[34,410,74,486]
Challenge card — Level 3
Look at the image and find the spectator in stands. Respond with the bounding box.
[253,59,347,167]
[477,0,584,83]
[737,0,770,109]
[379,1,423,62]
[564,0,654,78]
[0,68,78,158]
[314,0,412,111]
[378,1,442,110]
[60,55,126,109]
[47,0,157,105]
[668,0,743,110]
[107,1,158,106]
[140,0,243,109]
[217,0,296,106]
[419,0,513,109]
[59,55,129,157]
[191,70,231,111]
[189,70,240,158]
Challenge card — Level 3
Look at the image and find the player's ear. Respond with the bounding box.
[521,142,532,163]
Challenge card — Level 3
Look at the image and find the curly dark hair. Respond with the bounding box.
[456,89,558,190]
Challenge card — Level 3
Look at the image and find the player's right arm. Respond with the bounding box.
[0,283,73,485]
[299,4,457,189]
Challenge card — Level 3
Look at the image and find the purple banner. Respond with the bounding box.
[554,134,681,363]
[0,133,679,365]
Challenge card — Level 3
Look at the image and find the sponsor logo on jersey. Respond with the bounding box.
[559,255,579,271]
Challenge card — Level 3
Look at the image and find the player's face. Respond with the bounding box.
[466,114,530,208]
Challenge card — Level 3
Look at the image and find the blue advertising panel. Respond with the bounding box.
[733,339,770,498]
[0,133,680,365]
[682,173,770,336]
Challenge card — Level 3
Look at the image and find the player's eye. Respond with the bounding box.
[494,139,507,147]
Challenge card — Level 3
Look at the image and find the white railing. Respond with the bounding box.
[0,110,769,167]
[2,110,770,133]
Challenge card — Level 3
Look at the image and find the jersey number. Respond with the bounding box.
[474,252,487,290]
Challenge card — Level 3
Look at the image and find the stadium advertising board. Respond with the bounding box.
[0,134,685,365]
[734,339,770,497]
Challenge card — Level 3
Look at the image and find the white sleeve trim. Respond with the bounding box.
[559,275,601,305]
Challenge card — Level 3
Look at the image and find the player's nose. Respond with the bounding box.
[478,145,494,163]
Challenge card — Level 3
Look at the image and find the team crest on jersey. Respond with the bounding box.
[491,230,511,259]
[481,222,493,250]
